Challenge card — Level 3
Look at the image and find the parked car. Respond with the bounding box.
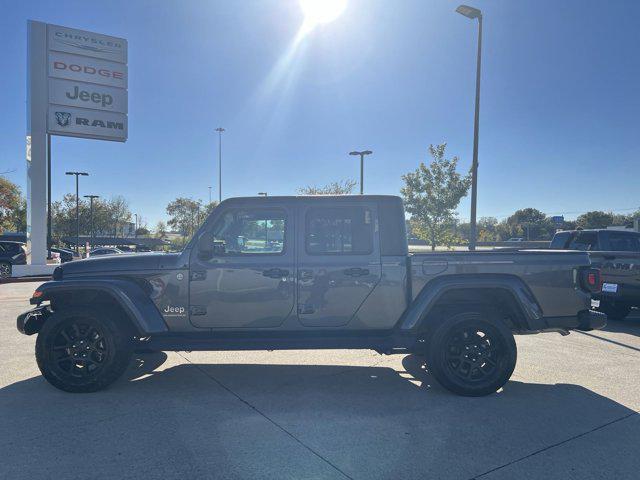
[18,195,604,395]
[507,237,524,242]
[90,247,124,256]
[551,229,640,320]
[50,247,74,263]
[0,241,27,278]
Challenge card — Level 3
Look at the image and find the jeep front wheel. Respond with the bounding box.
[426,312,517,397]
[36,307,132,393]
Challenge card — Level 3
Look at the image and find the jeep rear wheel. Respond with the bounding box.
[597,301,631,321]
[36,307,132,393]
[426,312,517,397]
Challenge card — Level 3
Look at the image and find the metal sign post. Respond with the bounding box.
[22,20,128,275]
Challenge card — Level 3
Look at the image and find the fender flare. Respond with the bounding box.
[399,274,544,332]
[32,279,169,335]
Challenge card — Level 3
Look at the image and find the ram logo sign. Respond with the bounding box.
[48,107,127,140]
[54,111,71,127]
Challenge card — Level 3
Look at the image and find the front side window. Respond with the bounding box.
[211,208,286,255]
[306,206,373,255]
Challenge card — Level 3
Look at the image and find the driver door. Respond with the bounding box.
[189,205,295,329]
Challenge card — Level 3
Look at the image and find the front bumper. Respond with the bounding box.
[542,309,607,332]
[17,306,50,335]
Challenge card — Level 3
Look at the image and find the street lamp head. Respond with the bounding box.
[349,150,373,156]
[215,127,225,133]
[65,171,89,176]
[456,4,482,19]
[362,150,373,155]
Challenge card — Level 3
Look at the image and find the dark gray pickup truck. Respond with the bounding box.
[18,195,605,396]
[551,229,640,320]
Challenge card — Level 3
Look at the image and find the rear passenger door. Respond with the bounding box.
[297,202,381,327]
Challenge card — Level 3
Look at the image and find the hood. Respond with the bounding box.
[60,252,184,276]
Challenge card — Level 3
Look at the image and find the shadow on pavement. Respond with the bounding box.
[0,353,636,479]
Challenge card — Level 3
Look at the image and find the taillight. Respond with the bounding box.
[580,268,601,293]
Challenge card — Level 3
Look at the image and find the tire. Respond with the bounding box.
[36,307,133,393]
[597,301,631,321]
[426,312,517,397]
[0,262,11,278]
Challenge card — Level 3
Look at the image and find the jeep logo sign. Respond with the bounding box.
[49,78,127,113]
[47,107,127,141]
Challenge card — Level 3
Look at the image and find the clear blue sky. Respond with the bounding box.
[1,0,639,228]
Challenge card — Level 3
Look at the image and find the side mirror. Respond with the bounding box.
[197,232,214,257]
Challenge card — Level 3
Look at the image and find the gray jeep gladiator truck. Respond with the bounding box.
[551,229,640,320]
[18,195,605,396]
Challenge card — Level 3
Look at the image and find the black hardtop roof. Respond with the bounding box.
[556,229,639,235]
[221,194,403,205]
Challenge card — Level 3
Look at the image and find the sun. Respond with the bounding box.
[299,0,347,32]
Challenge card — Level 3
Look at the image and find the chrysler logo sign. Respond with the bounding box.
[48,24,127,63]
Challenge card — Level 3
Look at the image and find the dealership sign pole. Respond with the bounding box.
[25,21,127,271]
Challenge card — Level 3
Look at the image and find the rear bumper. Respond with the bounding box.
[542,310,607,332]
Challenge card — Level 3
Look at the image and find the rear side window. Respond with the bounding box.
[568,232,598,251]
[305,206,373,255]
[607,233,640,252]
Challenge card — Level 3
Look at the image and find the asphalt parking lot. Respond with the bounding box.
[1,282,639,480]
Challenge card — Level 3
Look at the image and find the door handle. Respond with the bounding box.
[263,268,289,279]
[191,270,206,281]
[343,267,369,277]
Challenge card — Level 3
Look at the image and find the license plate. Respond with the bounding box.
[602,283,618,293]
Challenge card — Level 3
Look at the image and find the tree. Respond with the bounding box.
[51,195,134,242]
[477,216,499,242]
[154,221,167,237]
[401,143,471,250]
[575,211,614,229]
[297,179,357,195]
[0,176,25,234]
[503,208,554,240]
[109,196,132,237]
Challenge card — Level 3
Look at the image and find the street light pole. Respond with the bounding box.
[215,127,225,203]
[83,195,99,247]
[456,4,483,251]
[349,150,373,195]
[208,186,212,204]
[134,213,138,237]
[66,171,88,255]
